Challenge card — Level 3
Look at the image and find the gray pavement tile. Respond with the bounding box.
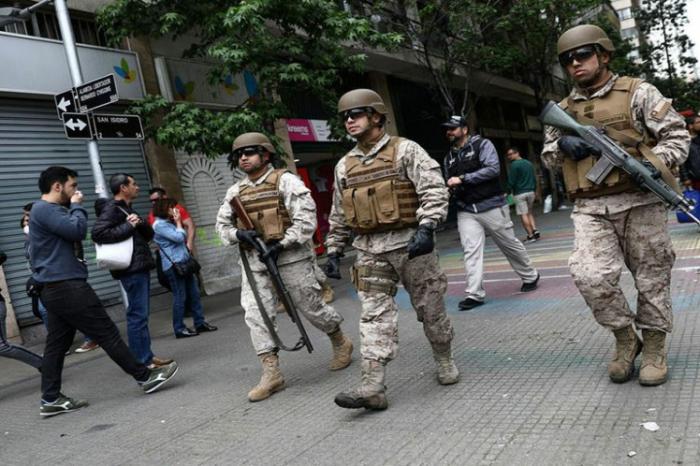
[3,210,700,464]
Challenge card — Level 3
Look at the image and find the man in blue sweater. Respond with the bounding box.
[30,166,179,417]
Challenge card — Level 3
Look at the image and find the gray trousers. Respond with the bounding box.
[457,206,538,301]
[0,299,42,369]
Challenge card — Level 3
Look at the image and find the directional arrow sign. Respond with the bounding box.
[93,113,144,140]
[61,112,93,140]
[54,89,76,119]
[76,74,118,113]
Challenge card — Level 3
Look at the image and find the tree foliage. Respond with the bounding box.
[97,0,401,157]
[635,0,698,108]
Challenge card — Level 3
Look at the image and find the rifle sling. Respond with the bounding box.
[238,245,306,352]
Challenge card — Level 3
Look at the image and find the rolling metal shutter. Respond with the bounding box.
[0,97,157,325]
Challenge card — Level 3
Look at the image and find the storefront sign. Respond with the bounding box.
[286,119,333,142]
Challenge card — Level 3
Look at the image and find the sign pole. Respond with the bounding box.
[54,0,129,308]
[54,0,108,199]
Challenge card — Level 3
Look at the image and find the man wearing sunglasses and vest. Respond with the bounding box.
[215,132,353,403]
[323,89,459,411]
[542,25,690,387]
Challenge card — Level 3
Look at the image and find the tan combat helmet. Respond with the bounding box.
[337,88,388,115]
[232,132,276,154]
[557,24,615,56]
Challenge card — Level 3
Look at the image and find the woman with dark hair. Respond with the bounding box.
[152,199,217,338]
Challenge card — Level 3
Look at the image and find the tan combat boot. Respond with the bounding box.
[334,359,388,410]
[608,325,643,383]
[639,329,668,386]
[432,344,460,385]
[248,352,286,402]
[328,329,353,371]
[321,282,335,304]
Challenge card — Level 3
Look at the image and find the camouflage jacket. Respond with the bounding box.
[542,74,690,215]
[325,133,449,255]
[215,165,315,272]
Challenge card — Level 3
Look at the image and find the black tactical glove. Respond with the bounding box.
[407,224,435,259]
[322,253,342,280]
[259,240,283,263]
[558,136,601,161]
[236,229,263,253]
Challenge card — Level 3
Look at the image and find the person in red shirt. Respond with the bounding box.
[148,188,196,251]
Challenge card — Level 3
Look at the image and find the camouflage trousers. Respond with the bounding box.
[353,248,454,363]
[241,259,344,355]
[569,202,675,333]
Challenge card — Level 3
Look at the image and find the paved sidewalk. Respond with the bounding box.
[2,208,700,465]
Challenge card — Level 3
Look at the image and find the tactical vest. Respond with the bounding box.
[560,77,668,199]
[236,169,292,243]
[341,137,420,234]
[445,136,502,205]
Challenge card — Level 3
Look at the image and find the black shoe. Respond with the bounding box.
[175,328,199,339]
[458,298,484,311]
[196,322,218,333]
[533,230,541,239]
[523,235,536,244]
[520,273,540,292]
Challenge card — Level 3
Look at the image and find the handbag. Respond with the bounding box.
[159,245,201,278]
[94,206,134,270]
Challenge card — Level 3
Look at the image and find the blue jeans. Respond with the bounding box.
[165,268,205,334]
[119,271,154,365]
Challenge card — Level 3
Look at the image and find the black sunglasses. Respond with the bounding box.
[341,107,374,121]
[232,146,263,159]
[559,46,597,67]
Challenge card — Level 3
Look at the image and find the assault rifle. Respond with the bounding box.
[230,196,313,353]
[539,101,700,226]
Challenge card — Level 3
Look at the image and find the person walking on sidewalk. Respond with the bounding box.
[92,174,173,369]
[679,114,700,190]
[31,166,178,417]
[323,89,458,411]
[216,132,353,403]
[442,116,540,311]
[506,147,540,243]
[542,25,690,386]
[0,249,42,371]
[23,203,97,354]
[153,198,217,339]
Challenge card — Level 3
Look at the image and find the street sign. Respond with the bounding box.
[54,89,76,119]
[75,74,118,113]
[61,112,92,140]
[93,113,144,140]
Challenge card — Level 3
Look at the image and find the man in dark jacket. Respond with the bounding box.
[680,114,700,190]
[92,173,171,368]
[442,116,539,311]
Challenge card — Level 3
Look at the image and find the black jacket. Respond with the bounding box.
[92,199,155,278]
[681,135,700,182]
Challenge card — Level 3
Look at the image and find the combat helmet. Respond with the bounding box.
[557,24,615,56]
[232,132,276,154]
[228,132,279,169]
[337,89,388,115]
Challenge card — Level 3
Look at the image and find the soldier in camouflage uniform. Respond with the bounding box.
[215,133,353,402]
[323,89,458,411]
[542,25,690,386]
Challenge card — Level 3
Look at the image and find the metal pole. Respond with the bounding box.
[54,0,128,307]
[54,0,108,199]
